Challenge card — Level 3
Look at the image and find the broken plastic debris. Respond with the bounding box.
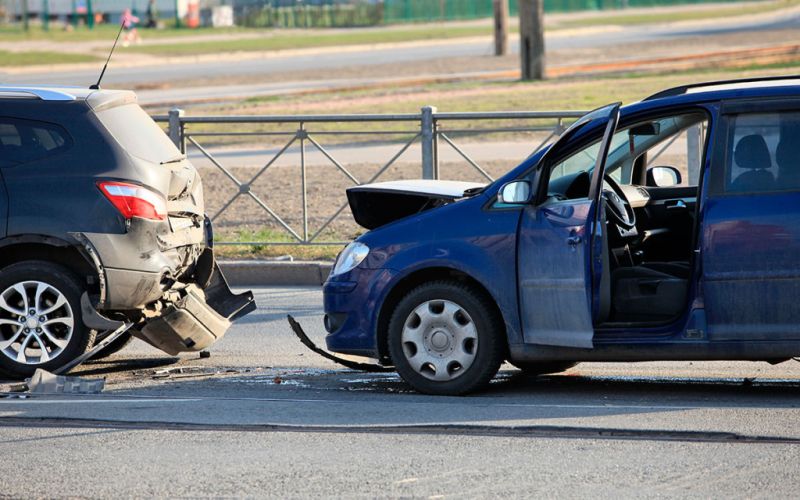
[27,369,105,394]
[287,315,392,372]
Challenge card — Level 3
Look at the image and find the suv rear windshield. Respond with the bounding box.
[95,103,181,164]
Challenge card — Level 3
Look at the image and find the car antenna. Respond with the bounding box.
[89,19,126,90]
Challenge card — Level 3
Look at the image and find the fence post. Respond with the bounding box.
[168,108,185,153]
[421,105,438,179]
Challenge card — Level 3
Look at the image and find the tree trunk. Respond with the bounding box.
[519,0,545,80]
[493,0,508,56]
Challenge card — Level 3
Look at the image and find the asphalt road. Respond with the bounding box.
[2,287,800,497]
[4,9,800,90]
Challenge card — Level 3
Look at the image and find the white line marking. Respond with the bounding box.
[0,399,201,404]
[1,395,797,411]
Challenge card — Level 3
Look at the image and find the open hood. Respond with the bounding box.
[347,180,486,230]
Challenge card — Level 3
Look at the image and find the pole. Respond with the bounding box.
[22,0,29,31]
[493,0,508,56]
[519,0,545,80]
[42,0,48,31]
[421,106,438,180]
[168,108,185,152]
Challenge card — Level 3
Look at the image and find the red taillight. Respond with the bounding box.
[97,181,167,221]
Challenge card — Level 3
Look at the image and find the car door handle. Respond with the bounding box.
[567,235,582,246]
[666,200,687,211]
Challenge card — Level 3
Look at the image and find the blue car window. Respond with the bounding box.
[549,132,628,194]
[726,112,800,193]
[547,113,707,195]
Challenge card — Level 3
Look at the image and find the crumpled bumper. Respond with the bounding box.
[136,252,256,355]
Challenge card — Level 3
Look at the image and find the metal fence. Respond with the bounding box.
[155,107,586,246]
[2,0,756,27]
[233,0,753,27]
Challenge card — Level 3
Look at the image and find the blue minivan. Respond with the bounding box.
[321,76,800,395]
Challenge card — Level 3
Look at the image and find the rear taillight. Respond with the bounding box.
[97,181,167,221]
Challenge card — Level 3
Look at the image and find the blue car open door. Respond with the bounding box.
[517,103,620,348]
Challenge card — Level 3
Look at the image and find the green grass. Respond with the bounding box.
[129,24,499,56]
[213,228,343,260]
[557,0,799,28]
[0,49,98,66]
[0,23,247,42]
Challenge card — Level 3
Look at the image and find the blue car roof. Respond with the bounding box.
[489,76,800,190]
[625,78,800,115]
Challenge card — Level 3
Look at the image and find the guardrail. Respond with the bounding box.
[154,107,587,246]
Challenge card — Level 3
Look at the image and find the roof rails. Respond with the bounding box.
[0,87,76,101]
[643,75,800,101]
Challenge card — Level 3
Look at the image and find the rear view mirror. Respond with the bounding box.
[647,166,682,187]
[629,122,661,136]
[498,181,532,204]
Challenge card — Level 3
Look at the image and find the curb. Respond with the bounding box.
[219,260,332,287]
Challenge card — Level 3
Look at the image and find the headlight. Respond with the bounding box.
[331,242,370,277]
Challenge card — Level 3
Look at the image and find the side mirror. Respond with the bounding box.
[647,166,682,187]
[497,181,532,204]
[629,122,661,136]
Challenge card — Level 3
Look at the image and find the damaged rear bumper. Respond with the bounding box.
[135,256,256,355]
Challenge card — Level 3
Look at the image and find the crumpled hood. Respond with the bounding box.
[347,180,486,230]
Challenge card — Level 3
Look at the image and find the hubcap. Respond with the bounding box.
[401,299,478,382]
[0,281,74,365]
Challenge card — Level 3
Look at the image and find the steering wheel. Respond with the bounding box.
[602,175,637,231]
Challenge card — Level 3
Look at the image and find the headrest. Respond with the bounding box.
[734,134,771,170]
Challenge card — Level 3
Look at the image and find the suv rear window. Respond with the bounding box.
[95,103,181,164]
[0,118,72,166]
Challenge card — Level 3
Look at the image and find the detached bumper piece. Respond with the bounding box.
[287,315,391,372]
[139,257,256,355]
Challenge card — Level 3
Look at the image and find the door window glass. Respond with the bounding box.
[725,112,800,193]
[0,118,71,166]
[547,113,707,196]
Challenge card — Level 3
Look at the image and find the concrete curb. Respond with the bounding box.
[219,260,332,287]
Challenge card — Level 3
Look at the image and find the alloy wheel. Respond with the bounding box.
[0,281,74,365]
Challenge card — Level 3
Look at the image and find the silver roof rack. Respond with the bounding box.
[0,87,77,101]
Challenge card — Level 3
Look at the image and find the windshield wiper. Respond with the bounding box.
[160,154,186,165]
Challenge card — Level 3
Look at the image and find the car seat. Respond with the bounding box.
[729,134,775,192]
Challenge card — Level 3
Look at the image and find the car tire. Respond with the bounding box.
[388,281,504,396]
[509,361,577,376]
[88,332,134,361]
[0,261,95,379]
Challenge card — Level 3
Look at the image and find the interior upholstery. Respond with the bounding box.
[776,139,800,189]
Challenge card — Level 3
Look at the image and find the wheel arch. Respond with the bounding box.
[375,266,507,364]
[0,236,100,296]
